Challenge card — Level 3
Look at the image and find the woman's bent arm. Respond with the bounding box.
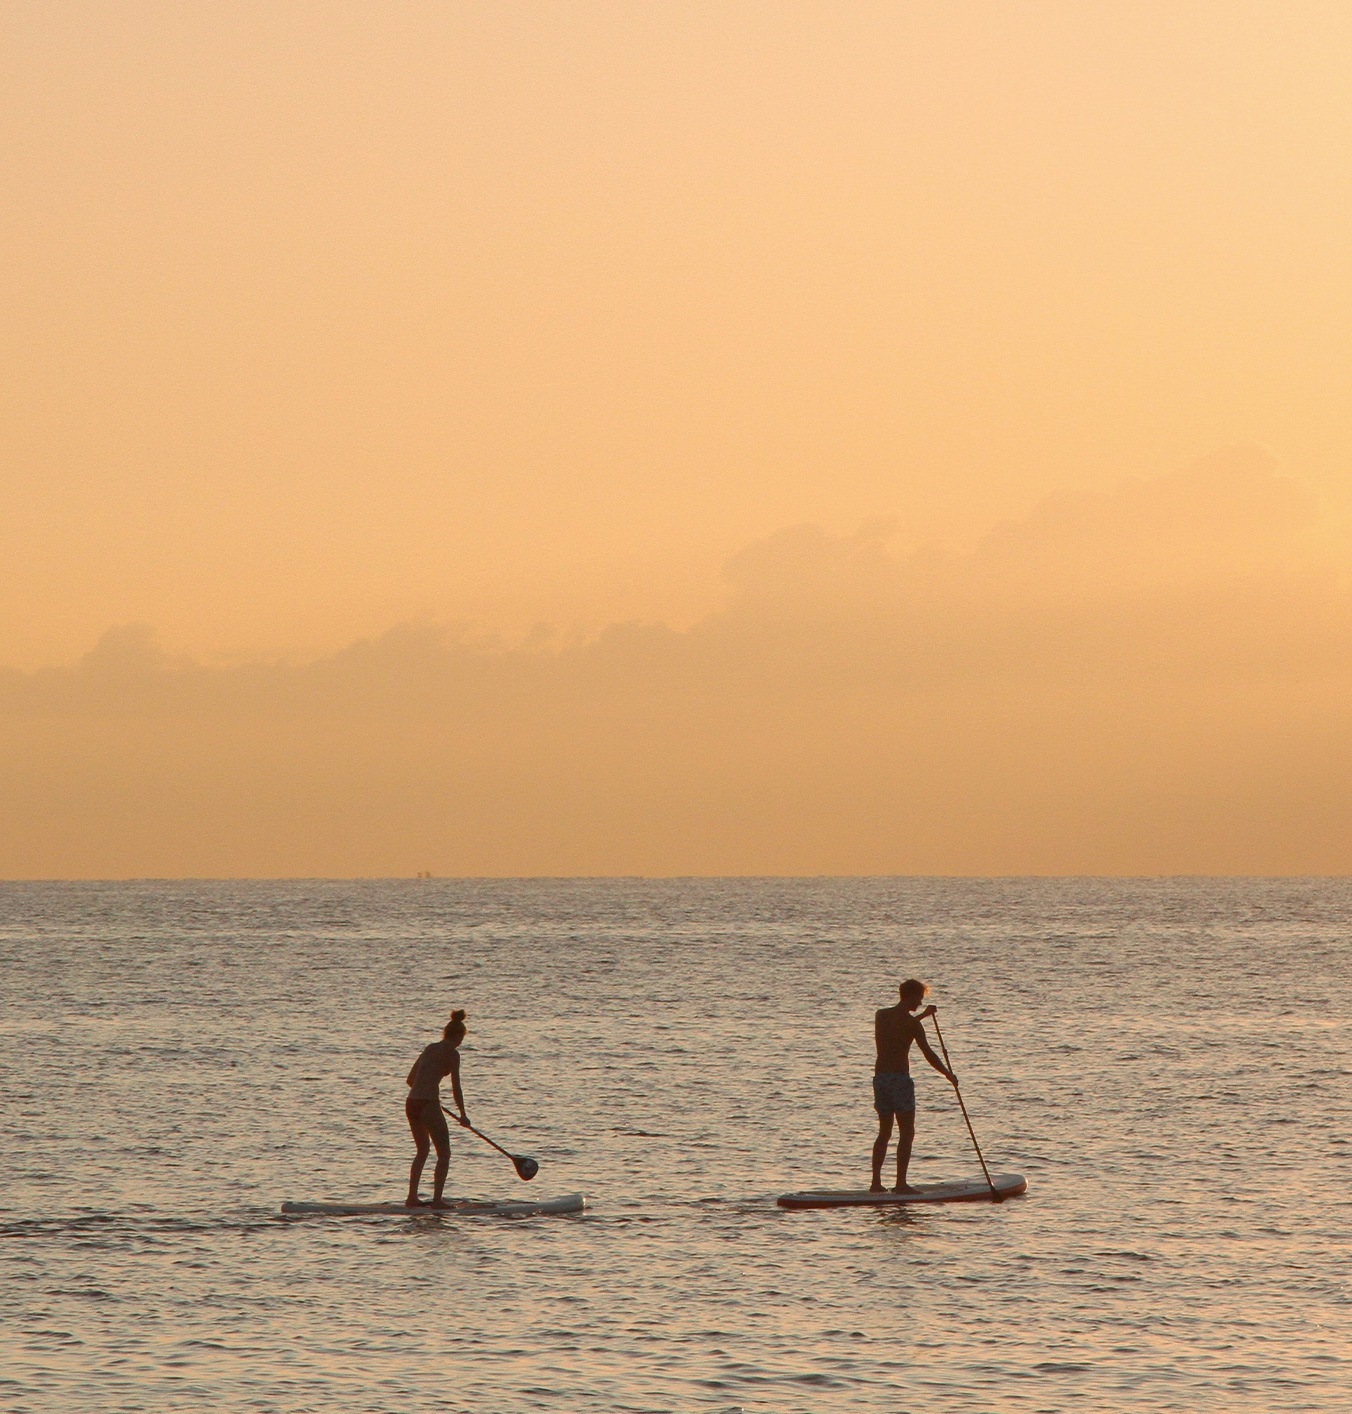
[448,1052,468,1122]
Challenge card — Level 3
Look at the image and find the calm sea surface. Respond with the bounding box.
[1,878,1348,1412]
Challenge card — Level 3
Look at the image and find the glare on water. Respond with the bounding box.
[1,878,1348,1412]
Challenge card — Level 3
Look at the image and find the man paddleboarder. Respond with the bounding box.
[872,979,955,1193]
[405,1008,471,1208]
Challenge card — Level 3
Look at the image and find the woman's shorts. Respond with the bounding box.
[872,1072,916,1116]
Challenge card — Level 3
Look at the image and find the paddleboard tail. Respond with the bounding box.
[280,1193,587,1218]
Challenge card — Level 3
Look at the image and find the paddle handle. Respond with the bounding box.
[927,1014,1002,1203]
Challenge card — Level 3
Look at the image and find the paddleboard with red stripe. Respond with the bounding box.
[777,1173,1026,1209]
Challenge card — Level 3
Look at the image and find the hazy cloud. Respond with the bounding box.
[4,449,1352,876]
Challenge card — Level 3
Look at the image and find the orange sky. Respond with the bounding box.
[4,3,1352,875]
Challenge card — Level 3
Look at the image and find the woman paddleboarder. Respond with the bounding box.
[405,1009,471,1208]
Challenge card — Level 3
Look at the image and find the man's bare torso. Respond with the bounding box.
[875,1005,918,1074]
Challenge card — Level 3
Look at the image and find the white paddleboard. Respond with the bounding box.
[280,1193,587,1218]
[777,1173,1026,1209]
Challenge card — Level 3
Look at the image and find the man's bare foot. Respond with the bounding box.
[892,1183,921,1194]
[405,1196,427,1208]
[869,1181,886,1193]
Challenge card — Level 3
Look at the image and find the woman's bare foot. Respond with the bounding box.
[869,1181,886,1193]
[892,1183,921,1194]
[427,1197,455,1209]
[405,1196,427,1207]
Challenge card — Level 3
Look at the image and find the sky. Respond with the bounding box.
[3,2,1352,876]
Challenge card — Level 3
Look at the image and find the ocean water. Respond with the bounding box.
[1,877,1348,1413]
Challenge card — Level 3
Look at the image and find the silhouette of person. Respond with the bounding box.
[871,979,955,1192]
[405,1009,471,1207]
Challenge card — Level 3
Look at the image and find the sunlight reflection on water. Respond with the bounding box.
[1,878,1349,1412]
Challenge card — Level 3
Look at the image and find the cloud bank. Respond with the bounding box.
[5,448,1351,877]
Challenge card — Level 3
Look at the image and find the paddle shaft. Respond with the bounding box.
[442,1106,514,1161]
[926,1014,1002,1202]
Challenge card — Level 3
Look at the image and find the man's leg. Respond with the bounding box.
[893,1111,917,1193]
[870,1111,894,1192]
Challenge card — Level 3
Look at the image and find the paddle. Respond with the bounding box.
[443,1106,540,1181]
[925,1011,1003,1203]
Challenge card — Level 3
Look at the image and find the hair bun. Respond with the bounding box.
[450,1008,467,1022]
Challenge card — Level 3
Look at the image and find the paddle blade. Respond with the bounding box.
[513,1155,540,1181]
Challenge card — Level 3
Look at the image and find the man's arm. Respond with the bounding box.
[910,1016,955,1083]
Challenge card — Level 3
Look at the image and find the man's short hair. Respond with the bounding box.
[899,978,929,1008]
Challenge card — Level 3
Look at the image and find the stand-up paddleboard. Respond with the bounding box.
[777,1173,1026,1209]
[280,1193,587,1218]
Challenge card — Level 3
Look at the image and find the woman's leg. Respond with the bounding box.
[427,1106,452,1206]
[406,1100,432,1206]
